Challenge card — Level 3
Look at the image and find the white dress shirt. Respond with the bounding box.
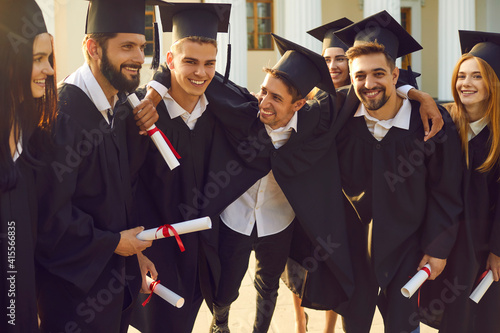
[220,112,298,237]
[64,63,118,125]
[13,138,22,162]
[163,91,208,130]
[354,97,412,141]
[468,116,489,141]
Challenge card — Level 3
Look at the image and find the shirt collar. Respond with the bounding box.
[354,97,411,131]
[163,91,209,120]
[80,63,117,112]
[469,116,489,141]
[265,111,298,136]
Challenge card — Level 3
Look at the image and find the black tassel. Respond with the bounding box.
[151,22,160,70]
[223,43,231,85]
[407,65,418,90]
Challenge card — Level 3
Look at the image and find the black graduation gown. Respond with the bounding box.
[35,83,141,333]
[336,90,463,326]
[202,80,356,314]
[1,158,39,333]
[419,126,500,333]
[129,89,219,333]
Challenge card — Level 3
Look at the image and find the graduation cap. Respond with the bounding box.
[307,18,354,53]
[85,0,168,34]
[157,2,231,42]
[334,10,422,59]
[156,2,232,83]
[85,0,169,69]
[398,67,421,90]
[271,33,336,97]
[459,30,500,81]
[0,0,47,42]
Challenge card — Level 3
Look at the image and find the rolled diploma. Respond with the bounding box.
[137,216,212,241]
[127,93,180,170]
[470,270,494,303]
[401,264,431,298]
[146,276,184,308]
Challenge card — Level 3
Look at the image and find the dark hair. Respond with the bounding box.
[263,67,304,102]
[0,32,57,191]
[82,33,118,63]
[346,41,395,71]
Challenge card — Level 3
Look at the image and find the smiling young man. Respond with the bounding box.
[34,1,163,332]
[333,11,463,333]
[127,3,233,333]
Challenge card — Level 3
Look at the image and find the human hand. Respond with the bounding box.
[418,254,447,280]
[114,226,152,256]
[137,252,158,293]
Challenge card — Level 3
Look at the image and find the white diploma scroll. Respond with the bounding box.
[470,270,494,303]
[136,217,212,241]
[127,93,180,170]
[146,276,184,308]
[401,264,431,298]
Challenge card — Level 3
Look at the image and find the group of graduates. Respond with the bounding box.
[1,0,499,333]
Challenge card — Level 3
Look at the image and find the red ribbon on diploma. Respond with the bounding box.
[411,266,431,307]
[147,127,181,159]
[155,224,185,252]
[142,279,161,307]
[421,266,431,278]
[474,270,489,288]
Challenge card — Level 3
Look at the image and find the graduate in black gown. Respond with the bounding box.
[34,1,160,332]
[334,11,463,333]
[0,1,57,331]
[419,30,500,333]
[128,4,241,333]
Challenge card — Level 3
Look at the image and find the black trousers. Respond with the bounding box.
[343,239,421,333]
[214,221,294,332]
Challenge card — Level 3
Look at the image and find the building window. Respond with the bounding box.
[145,5,155,57]
[247,0,273,50]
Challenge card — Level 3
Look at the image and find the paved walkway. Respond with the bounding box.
[129,253,438,333]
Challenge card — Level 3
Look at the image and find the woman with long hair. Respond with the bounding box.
[0,0,56,331]
[420,30,500,333]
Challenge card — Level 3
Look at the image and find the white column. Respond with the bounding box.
[35,0,55,36]
[363,0,401,23]
[205,0,247,87]
[281,0,322,54]
[485,0,500,32]
[438,0,475,101]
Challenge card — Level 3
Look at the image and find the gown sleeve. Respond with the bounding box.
[35,112,120,293]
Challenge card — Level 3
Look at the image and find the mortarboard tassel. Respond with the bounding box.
[223,23,231,84]
[406,65,418,90]
[151,22,160,70]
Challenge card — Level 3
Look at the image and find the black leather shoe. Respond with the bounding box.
[210,320,230,333]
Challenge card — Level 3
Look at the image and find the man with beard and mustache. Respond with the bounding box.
[332,11,463,332]
[34,1,166,332]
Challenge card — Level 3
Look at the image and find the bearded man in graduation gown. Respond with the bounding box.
[34,1,163,332]
[333,11,463,333]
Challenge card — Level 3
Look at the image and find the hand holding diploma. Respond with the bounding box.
[128,93,180,170]
[402,264,431,298]
[136,217,212,252]
[136,217,212,241]
[142,276,184,308]
[470,270,494,303]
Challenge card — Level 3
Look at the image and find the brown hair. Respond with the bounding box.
[450,55,500,173]
[170,36,218,55]
[346,42,395,71]
[82,33,117,63]
[262,67,303,102]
